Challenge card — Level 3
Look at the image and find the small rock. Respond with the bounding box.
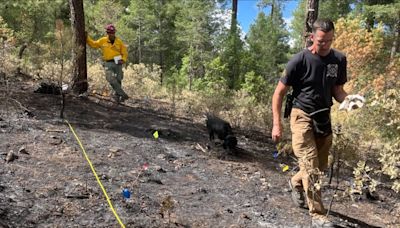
[253,171,261,179]
[108,148,121,158]
[5,151,18,163]
[351,204,359,208]
[107,153,114,158]
[156,154,166,160]
[109,148,121,153]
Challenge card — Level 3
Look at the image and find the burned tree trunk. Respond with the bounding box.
[304,0,319,47]
[228,0,239,89]
[16,43,28,75]
[69,0,88,94]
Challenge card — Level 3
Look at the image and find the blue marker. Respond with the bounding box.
[122,188,131,199]
[273,151,279,158]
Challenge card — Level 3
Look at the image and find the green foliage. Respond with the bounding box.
[175,0,217,87]
[352,0,399,30]
[319,0,353,22]
[0,16,14,40]
[245,6,289,89]
[220,23,244,89]
[165,66,188,95]
[241,71,273,103]
[333,16,400,192]
[352,161,378,194]
[290,0,354,50]
[120,0,181,69]
[193,57,228,93]
[191,57,232,112]
[0,0,69,44]
[289,0,306,51]
[378,142,400,192]
[0,16,16,75]
[369,90,400,140]
[84,0,124,36]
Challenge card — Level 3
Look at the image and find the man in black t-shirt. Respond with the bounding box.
[272,19,349,227]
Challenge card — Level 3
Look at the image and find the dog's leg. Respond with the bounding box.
[209,131,214,141]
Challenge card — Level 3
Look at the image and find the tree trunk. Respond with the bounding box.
[158,1,164,84]
[16,43,28,75]
[138,20,142,63]
[390,18,399,59]
[229,0,239,89]
[304,0,319,47]
[69,0,88,94]
[232,0,238,22]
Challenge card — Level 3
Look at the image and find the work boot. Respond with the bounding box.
[119,95,129,102]
[311,214,334,228]
[289,179,305,208]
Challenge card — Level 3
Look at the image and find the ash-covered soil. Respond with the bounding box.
[0,78,399,228]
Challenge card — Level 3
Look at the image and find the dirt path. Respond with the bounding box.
[0,80,399,227]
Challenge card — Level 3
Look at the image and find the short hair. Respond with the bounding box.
[312,18,335,33]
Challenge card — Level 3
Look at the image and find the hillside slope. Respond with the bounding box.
[0,78,398,227]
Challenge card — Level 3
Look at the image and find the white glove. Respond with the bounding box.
[339,94,365,111]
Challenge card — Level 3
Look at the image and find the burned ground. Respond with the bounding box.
[0,78,399,227]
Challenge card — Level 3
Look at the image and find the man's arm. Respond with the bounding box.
[332,84,348,103]
[86,35,102,49]
[272,81,289,143]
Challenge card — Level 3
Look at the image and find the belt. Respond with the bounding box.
[105,60,114,63]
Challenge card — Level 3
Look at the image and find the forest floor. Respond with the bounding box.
[0,76,399,228]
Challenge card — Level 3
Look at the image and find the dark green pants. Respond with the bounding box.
[103,61,128,99]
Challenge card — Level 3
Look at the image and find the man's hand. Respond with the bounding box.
[271,123,283,143]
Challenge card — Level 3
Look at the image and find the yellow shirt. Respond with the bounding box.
[86,35,128,63]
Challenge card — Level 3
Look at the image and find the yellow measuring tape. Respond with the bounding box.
[65,120,125,228]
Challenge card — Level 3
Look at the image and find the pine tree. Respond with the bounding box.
[175,0,216,90]
[245,1,289,85]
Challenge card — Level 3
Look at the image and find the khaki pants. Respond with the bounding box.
[104,61,128,99]
[290,108,332,215]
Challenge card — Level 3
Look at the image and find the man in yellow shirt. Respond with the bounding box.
[86,24,129,102]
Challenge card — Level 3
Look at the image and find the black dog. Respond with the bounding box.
[206,114,237,150]
[34,82,61,95]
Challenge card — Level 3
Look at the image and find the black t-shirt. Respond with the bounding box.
[280,48,347,114]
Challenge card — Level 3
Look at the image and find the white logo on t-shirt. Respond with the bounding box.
[327,64,338,78]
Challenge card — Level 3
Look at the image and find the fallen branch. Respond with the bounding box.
[10,98,34,116]
[65,194,90,199]
[195,143,207,153]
